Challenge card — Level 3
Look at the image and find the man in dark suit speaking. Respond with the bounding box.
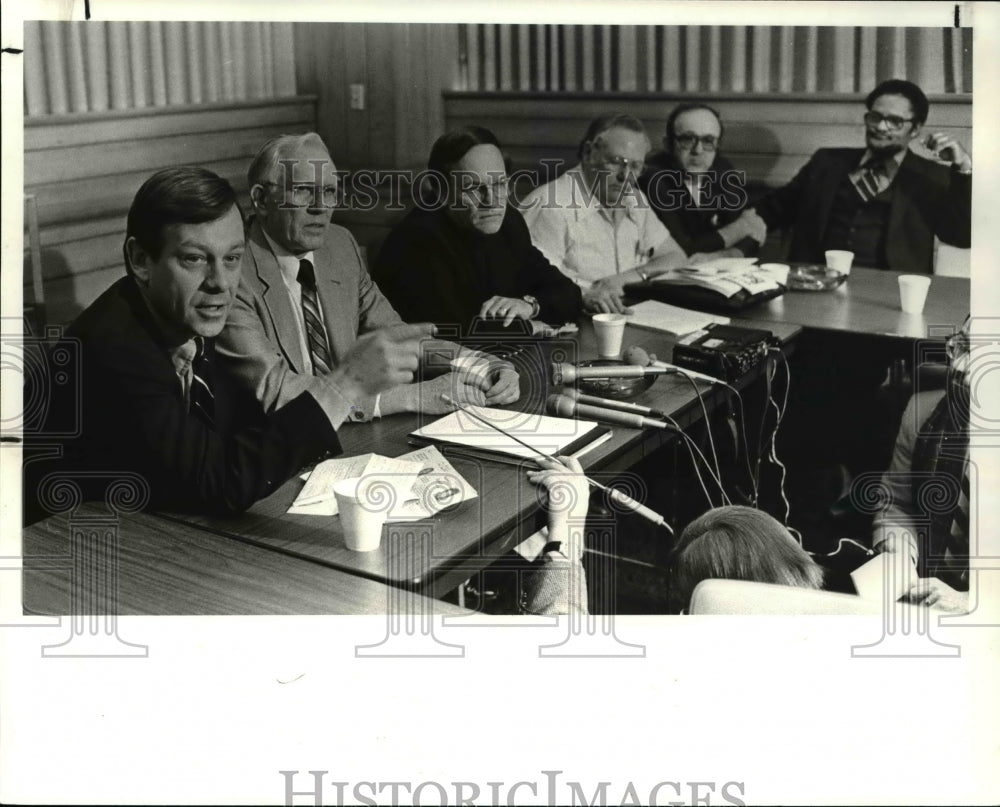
[47,167,429,516]
[749,78,971,273]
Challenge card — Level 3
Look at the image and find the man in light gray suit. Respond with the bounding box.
[217,133,519,425]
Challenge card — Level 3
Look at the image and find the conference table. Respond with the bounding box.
[738,266,970,414]
[742,267,968,341]
[22,504,469,616]
[147,316,800,600]
[21,268,968,615]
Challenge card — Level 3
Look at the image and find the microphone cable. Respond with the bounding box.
[673,368,726,501]
[717,379,758,506]
[662,413,731,508]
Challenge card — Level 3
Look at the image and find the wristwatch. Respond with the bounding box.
[522,295,541,319]
[636,268,650,283]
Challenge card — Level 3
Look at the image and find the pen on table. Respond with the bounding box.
[440,394,671,532]
[295,467,437,507]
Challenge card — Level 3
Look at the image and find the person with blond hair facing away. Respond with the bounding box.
[666,506,824,614]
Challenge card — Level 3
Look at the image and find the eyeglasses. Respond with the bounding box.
[674,133,719,152]
[457,176,511,204]
[263,182,339,208]
[598,154,646,174]
[863,112,915,131]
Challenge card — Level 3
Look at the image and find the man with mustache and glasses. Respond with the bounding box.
[520,112,688,315]
[747,79,971,273]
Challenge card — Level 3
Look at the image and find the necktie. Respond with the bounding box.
[189,338,216,428]
[853,159,885,203]
[297,258,332,375]
[686,174,704,208]
[947,460,970,586]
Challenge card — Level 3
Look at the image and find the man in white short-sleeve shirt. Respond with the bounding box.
[520,112,688,314]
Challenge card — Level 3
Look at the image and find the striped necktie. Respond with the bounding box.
[297,258,332,375]
[189,338,215,428]
[853,159,886,203]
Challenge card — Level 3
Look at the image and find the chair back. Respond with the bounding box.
[688,578,913,615]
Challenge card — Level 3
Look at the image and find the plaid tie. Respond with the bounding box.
[853,159,885,203]
[189,338,215,428]
[297,258,332,375]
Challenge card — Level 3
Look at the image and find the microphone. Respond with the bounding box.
[547,393,669,431]
[440,394,672,532]
[561,387,667,419]
[551,361,668,385]
[624,345,720,385]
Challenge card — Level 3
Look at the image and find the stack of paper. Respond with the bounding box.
[410,405,605,463]
[627,300,730,336]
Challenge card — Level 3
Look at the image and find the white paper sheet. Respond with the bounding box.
[626,300,730,336]
[410,405,601,460]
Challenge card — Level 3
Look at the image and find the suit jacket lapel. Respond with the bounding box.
[813,149,863,243]
[247,221,307,372]
[885,150,916,268]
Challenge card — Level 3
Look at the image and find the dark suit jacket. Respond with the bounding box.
[754,147,971,273]
[639,151,756,256]
[42,276,341,517]
[216,218,404,417]
[373,206,582,339]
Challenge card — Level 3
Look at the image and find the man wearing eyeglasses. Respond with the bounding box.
[520,112,688,314]
[749,79,971,273]
[640,103,766,260]
[217,133,520,425]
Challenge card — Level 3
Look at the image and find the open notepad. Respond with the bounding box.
[409,405,610,465]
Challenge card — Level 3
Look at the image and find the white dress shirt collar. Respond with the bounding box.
[260,227,316,286]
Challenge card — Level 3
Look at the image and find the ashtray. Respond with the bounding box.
[786,265,848,291]
[574,359,656,400]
